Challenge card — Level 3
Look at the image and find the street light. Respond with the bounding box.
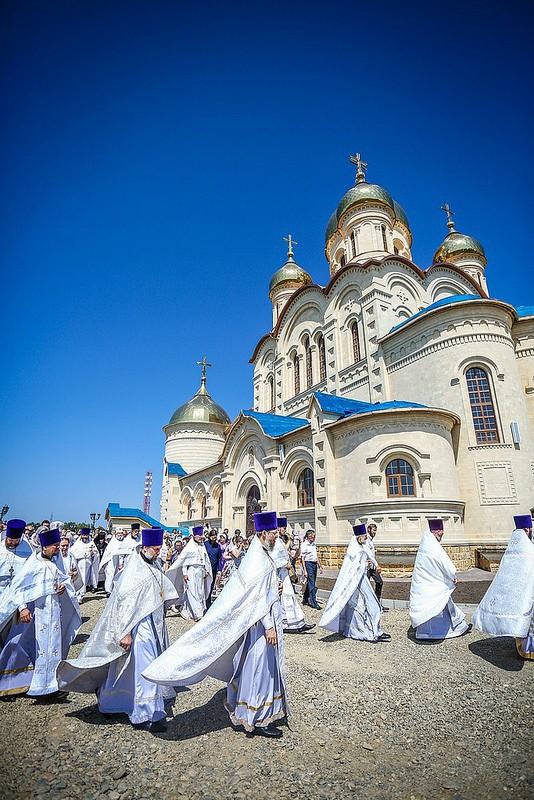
[90,512,101,532]
[0,506,9,522]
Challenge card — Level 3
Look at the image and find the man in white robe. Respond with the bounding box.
[0,520,33,598]
[473,513,534,661]
[58,528,178,732]
[166,526,211,621]
[59,536,83,599]
[276,518,314,634]
[320,524,389,643]
[409,519,470,640]
[99,531,138,595]
[0,527,81,700]
[144,510,289,739]
[69,527,100,600]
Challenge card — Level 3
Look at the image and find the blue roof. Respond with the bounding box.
[167,461,187,477]
[106,502,176,532]
[389,294,482,333]
[241,409,309,437]
[516,305,534,318]
[314,391,427,418]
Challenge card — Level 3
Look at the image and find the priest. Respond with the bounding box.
[70,528,100,599]
[99,530,137,595]
[275,518,314,634]
[0,527,81,699]
[409,519,470,640]
[143,511,289,739]
[166,526,211,621]
[58,528,179,732]
[473,514,534,660]
[59,535,83,598]
[320,524,389,643]
[0,519,33,597]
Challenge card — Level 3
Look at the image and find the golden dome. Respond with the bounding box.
[269,257,312,297]
[168,381,230,426]
[433,230,487,266]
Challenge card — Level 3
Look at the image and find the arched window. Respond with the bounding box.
[386,459,415,497]
[351,321,361,363]
[267,374,274,410]
[318,334,326,382]
[304,336,313,389]
[340,253,346,268]
[246,484,261,538]
[184,496,193,520]
[200,495,207,519]
[217,492,223,517]
[466,367,500,444]
[381,224,388,251]
[297,467,315,507]
[351,230,357,258]
[293,352,300,395]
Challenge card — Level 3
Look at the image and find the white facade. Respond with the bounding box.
[160,164,534,554]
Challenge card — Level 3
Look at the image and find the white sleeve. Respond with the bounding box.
[260,611,274,630]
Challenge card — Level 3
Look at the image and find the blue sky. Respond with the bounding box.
[1,1,532,521]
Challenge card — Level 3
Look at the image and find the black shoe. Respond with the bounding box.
[375,633,391,642]
[311,604,321,610]
[132,721,152,731]
[34,690,69,703]
[251,725,282,739]
[297,623,316,633]
[381,606,390,612]
[459,624,473,637]
[149,720,167,733]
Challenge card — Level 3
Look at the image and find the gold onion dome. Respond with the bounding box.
[433,204,486,265]
[168,379,230,426]
[269,257,312,296]
[433,230,487,265]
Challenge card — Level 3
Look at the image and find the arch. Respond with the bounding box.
[465,366,500,444]
[304,335,313,388]
[245,484,261,538]
[297,467,315,507]
[385,458,415,497]
[293,352,301,395]
[279,446,314,481]
[317,333,326,382]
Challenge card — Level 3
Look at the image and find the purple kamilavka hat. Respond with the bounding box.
[142,528,164,547]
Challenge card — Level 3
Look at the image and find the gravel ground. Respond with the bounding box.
[1,592,532,800]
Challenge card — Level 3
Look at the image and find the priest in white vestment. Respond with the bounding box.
[144,511,289,739]
[473,514,534,660]
[409,519,470,640]
[58,528,179,732]
[70,527,100,600]
[0,527,81,699]
[275,518,314,634]
[59,536,83,598]
[99,531,138,595]
[166,526,211,621]
[0,520,33,598]
[320,524,389,643]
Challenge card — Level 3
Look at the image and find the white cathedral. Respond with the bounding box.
[159,155,534,567]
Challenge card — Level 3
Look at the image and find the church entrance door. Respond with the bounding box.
[245,485,261,539]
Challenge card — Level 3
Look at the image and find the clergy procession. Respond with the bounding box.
[0,509,532,741]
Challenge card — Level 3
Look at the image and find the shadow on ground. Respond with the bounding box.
[469,637,524,671]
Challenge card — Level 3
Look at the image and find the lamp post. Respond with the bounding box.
[90,512,101,532]
[0,505,9,522]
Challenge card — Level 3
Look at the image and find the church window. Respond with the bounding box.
[386,459,415,497]
[184,496,193,520]
[351,230,357,258]
[340,253,346,268]
[318,334,326,382]
[267,374,274,410]
[246,484,261,538]
[466,367,500,444]
[304,336,313,388]
[248,447,254,467]
[293,353,300,395]
[351,321,361,363]
[381,225,388,251]
[297,467,315,507]
[217,492,223,517]
[200,494,207,519]
[394,245,399,255]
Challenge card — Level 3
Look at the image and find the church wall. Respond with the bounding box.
[383,305,534,539]
[164,424,226,475]
[513,318,534,437]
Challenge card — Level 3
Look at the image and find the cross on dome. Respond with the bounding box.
[349,152,368,184]
[196,356,212,390]
[283,233,298,261]
[441,203,456,231]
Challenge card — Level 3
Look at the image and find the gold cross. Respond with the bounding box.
[197,356,212,383]
[349,152,367,184]
[283,234,298,259]
[441,203,456,231]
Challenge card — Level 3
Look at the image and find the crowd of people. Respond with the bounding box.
[0,510,532,738]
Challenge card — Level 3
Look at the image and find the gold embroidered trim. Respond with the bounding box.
[0,665,34,677]
[232,693,284,712]
[516,637,534,660]
[0,684,30,696]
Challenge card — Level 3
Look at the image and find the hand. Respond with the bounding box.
[56,583,66,595]
[278,581,283,597]
[69,570,77,578]
[265,627,277,646]
[119,633,133,650]
[184,575,189,584]
[19,608,32,624]
[453,577,457,585]
[376,566,382,574]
